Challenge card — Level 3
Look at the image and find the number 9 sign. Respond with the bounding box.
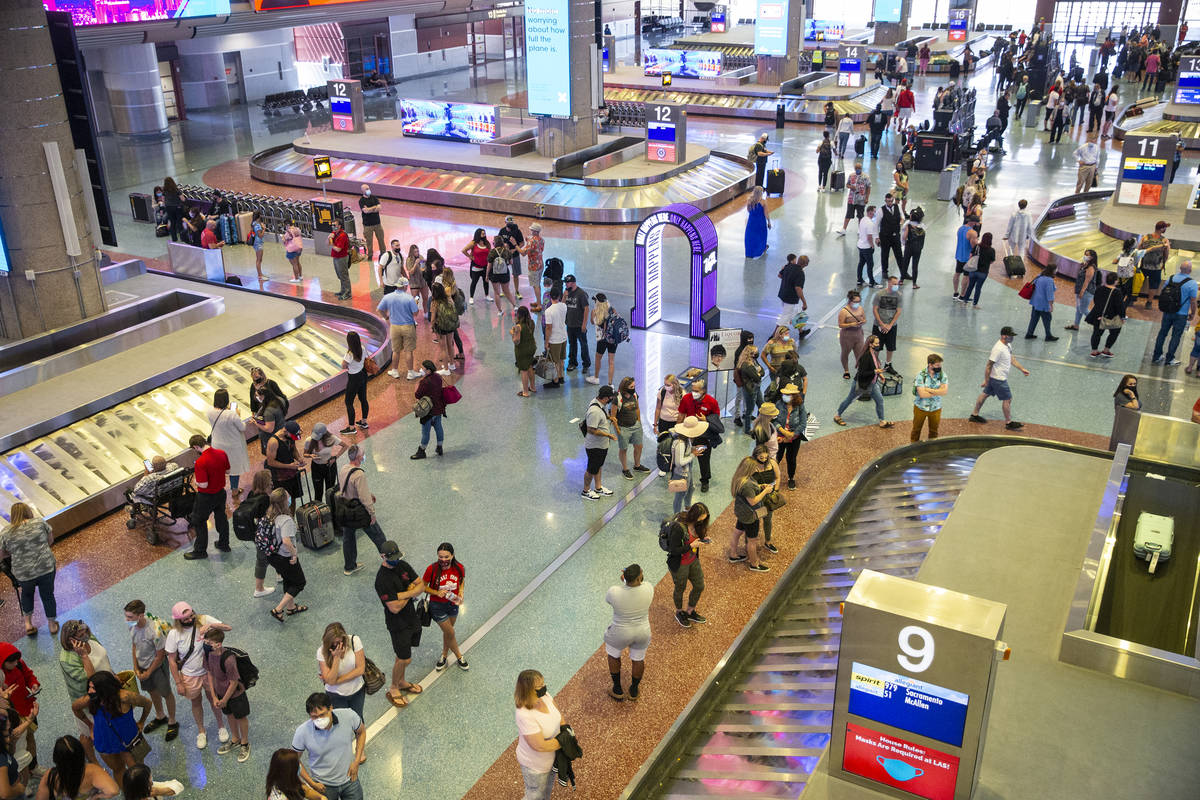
[897,625,934,673]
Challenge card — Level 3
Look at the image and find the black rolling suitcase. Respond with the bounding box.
[830,169,845,191]
[766,167,785,196]
[1004,254,1026,277]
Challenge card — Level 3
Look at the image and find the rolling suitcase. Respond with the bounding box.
[1133,512,1173,573]
[296,471,335,550]
[766,167,785,196]
[236,211,254,243]
[1004,255,1026,277]
[830,169,845,191]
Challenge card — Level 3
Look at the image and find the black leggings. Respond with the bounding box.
[310,460,338,502]
[1090,323,1122,351]
[166,206,185,242]
[469,269,490,299]
[345,370,368,424]
[779,437,802,480]
[453,328,464,356]
[817,161,831,188]
[903,248,922,282]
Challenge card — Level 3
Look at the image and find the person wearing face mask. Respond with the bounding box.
[969,326,1029,429]
[184,434,231,561]
[292,692,366,800]
[603,564,653,701]
[833,336,893,428]
[856,205,879,287]
[378,240,404,295]
[776,382,807,489]
[164,602,231,751]
[375,541,425,709]
[70,671,151,789]
[728,456,772,572]
[760,325,797,380]
[899,206,925,287]
[838,162,871,236]
[748,444,781,554]
[411,360,447,460]
[837,291,867,380]
[670,416,709,514]
[357,184,384,264]
[201,629,250,762]
[871,276,903,369]
[612,377,650,479]
[513,669,565,800]
[123,600,178,742]
[422,544,469,672]
[911,354,949,442]
[677,381,720,492]
[736,346,765,433]
[582,385,618,499]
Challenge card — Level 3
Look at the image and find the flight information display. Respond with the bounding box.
[643,49,723,78]
[400,100,497,143]
[847,662,970,747]
[710,11,726,33]
[46,0,230,25]
[330,97,353,116]
[1121,157,1168,183]
[1176,57,1200,104]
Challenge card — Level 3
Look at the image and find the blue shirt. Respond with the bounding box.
[1030,274,1056,312]
[377,291,419,326]
[1165,274,1197,316]
[955,225,973,262]
[292,709,362,786]
[912,367,948,412]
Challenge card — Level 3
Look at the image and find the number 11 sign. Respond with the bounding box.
[1115,133,1177,208]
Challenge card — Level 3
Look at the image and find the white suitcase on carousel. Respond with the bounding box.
[1133,512,1174,573]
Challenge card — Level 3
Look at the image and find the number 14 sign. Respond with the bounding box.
[1115,133,1178,208]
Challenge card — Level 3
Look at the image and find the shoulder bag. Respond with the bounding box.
[763,489,787,511]
[1099,289,1125,330]
[355,636,386,695]
[331,468,372,528]
[206,409,224,445]
[104,711,151,761]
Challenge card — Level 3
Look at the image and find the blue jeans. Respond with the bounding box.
[837,381,885,421]
[322,779,363,800]
[1153,314,1189,361]
[328,686,366,720]
[341,521,386,572]
[1026,309,1052,337]
[1074,290,1094,326]
[17,569,56,620]
[521,766,554,800]
[567,326,591,369]
[965,270,987,305]
[740,385,762,429]
[420,415,444,447]
[672,466,696,514]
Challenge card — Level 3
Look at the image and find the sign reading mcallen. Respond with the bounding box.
[526,0,572,116]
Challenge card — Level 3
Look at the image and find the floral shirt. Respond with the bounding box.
[912,367,948,412]
[525,235,544,271]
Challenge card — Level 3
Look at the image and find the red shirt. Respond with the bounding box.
[678,392,720,420]
[422,561,465,604]
[331,230,350,259]
[193,447,230,494]
[200,228,219,249]
[897,89,915,109]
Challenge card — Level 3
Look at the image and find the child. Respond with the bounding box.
[203,630,249,763]
[0,643,40,768]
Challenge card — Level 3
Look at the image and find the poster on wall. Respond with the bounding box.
[706,328,742,371]
[805,20,845,41]
[755,0,789,56]
[643,50,724,79]
[526,0,572,116]
[46,0,230,25]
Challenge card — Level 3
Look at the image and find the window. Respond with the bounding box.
[1052,1,1161,44]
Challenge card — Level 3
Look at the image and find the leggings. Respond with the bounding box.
[818,161,831,188]
[839,328,865,372]
[453,329,464,355]
[902,248,922,282]
[778,437,802,480]
[1089,323,1122,350]
[671,559,704,609]
[345,370,368,424]
[469,269,490,299]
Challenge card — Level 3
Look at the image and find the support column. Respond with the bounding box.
[92,44,168,138]
[176,38,230,110]
[389,14,420,79]
[0,6,104,339]
[528,0,599,158]
[755,0,803,85]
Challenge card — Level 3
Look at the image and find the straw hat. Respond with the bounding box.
[757,402,780,418]
[780,383,801,396]
[674,415,709,438]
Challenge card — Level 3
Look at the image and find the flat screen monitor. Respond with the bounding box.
[643,49,723,79]
[647,122,677,143]
[837,72,863,87]
[400,100,497,144]
[1121,157,1168,183]
[846,662,969,747]
[46,0,231,25]
[804,19,845,41]
[330,96,353,116]
[1175,71,1200,104]
[710,11,726,33]
[839,58,861,72]
[874,0,902,23]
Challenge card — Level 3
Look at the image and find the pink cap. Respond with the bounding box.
[171,601,193,620]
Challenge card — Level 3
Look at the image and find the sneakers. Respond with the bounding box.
[253,587,275,598]
[675,610,692,628]
[1101,350,1114,358]
[1024,334,1037,340]
[218,740,236,755]
[458,658,470,671]
[436,445,444,456]
[566,364,577,372]
[747,563,771,572]
[835,229,846,236]
[356,420,369,429]
[581,489,600,500]
[633,464,651,473]
[340,426,357,435]
[1152,357,1164,365]
[387,369,401,378]
[196,732,207,750]
[595,486,614,496]
[1044,335,1060,342]
[435,656,447,671]
[764,542,780,554]
[728,554,747,564]
[968,414,987,424]
[406,370,421,380]
[585,376,600,385]
[687,610,707,624]
[344,563,364,576]
[165,723,179,742]
[143,717,167,734]
[468,297,474,305]
[289,277,302,284]
[1167,360,1182,366]
[437,368,451,376]
[787,479,796,489]
[217,727,230,744]
[622,469,634,479]
[1005,421,1024,430]
[238,743,251,763]
[700,482,709,493]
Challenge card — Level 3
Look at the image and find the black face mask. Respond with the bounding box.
[180,619,195,628]
[535,686,548,698]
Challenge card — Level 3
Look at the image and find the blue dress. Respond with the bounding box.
[744,203,768,258]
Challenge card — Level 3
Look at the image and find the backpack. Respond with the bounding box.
[604,312,630,345]
[658,518,674,552]
[579,401,603,437]
[1157,276,1191,313]
[233,493,269,542]
[253,516,279,557]
[655,432,674,473]
[1116,254,1136,279]
[544,257,564,282]
[222,647,259,690]
[452,288,467,315]
[435,301,459,331]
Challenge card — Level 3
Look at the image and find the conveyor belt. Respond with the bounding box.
[631,450,979,798]
[249,146,753,224]
[1115,103,1200,147]
[602,86,887,123]
[0,313,376,527]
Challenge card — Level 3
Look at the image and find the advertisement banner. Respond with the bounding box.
[755,0,789,56]
[644,49,724,79]
[847,662,969,746]
[400,100,497,143]
[706,329,742,371]
[526,0,572,116]
[842,722,960,800]
[48,0,230,25]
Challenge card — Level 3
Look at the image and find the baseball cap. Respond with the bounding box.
[395,276,409,288]
[505,215,515,223]
[380,540,403,559]
[1000,326,1016,337]
[284,420,301,439]
[171,601,193,620]
[563,274,577,282]
[311,422,327,439]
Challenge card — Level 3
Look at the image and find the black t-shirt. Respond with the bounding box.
[777,264,804,304]
[375,561,419,630]
[564,287,589,327]
[499,223,525,248]
[359,195,381,227]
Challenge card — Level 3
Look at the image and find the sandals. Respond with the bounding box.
[386,690,409,708]
[270,608,286,622]
[842,372,851,380]
[24,627,36,637]
[833,416,847,426]
[286,605,308,616]
[400,682,423,694]
[878,421,895,428]
[517,391,530,397]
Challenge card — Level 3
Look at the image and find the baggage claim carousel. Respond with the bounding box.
[0,261,389,532]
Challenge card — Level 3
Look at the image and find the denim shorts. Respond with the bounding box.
[982,377,1012,401]
[430,602,458,623]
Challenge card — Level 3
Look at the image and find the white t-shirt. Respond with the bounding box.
[544,303,568,345]
[345,351,365,375]
[857,216,879,249]
[606,583,654,628]
[379,250,404,286]
[515,694,562,773]
[316,635,365,696]
[987,340,1013,381]
[164,616,223,677]
[1104,93,1119,113]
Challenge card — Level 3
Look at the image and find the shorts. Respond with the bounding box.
[176,672,205,700]
[491,272,511,284]
[511,255,523,276]
[1104,109,1116,121]
[390,323,417,353]
[286,250,301,261]
[252,241,263,253]
[954,259,968,274]
[982,377,1012,401]
[430,602,459,624]
[388,626,422,661]
[617,423,643,451]
[585,447,609,474]
[596,340,618,355]
[274,473,302,502]
[737,518,761,539]
[603,624,651,660]
[873,323,898,352]
[1142,268,1163,289]
[548,342,566,363]
[138,661,171,696]
[223,692,250,720]
[845,203,865,222]
[898,107,913,121]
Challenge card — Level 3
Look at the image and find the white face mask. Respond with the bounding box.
[781,394,794,403]
[313,714,332,730]
[363,189,371,196]
[691,391,702,400]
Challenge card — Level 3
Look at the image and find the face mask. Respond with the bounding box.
[781,394,794,403]
[363,189,371,196]
[201,644,213,655]
[855,168,862,174]
[535,686,548,698]
[890,285,899,293]
[932,368,942,375]
[691,391,702,400]
[313,715,332,730]
[850,301,861,309]
[386,559,402,568]
[873,344,883,352]
[179,619,194,627]
[127,621,138,628]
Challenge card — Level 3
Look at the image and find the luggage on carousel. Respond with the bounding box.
[1004,254,1026,278]
[829,169,845,191]
[1133,512,1174,573]
[296,471,335,550]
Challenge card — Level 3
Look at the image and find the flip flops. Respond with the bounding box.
[386,690,409,708]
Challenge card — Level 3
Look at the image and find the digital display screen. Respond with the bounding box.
[847,662,970,747]
[313,157,332,180]
[756,0,789,55]
[1175,72,1200,104]
[838,72,864,87]
[525,0,572,115]
[46,0,231,25]
[805,19,845,41]
[400,100,497,143]
[0,214,10,274]
[647,122,677,143]
[948,10,970,42]
[1122,157,1168,183]
[843,722,960,800]
[643,49,723,79]
[840,58,862,72]
[254,0,382,9]
[330,97,352,116]
[875,0,903,22]
[710,11,726,33]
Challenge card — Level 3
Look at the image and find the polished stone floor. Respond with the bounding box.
[22,59,1198,799]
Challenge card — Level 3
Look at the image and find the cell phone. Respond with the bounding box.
[143,459,153,472]
[229,401,239,413]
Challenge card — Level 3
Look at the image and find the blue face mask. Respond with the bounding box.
[386,559,402,568]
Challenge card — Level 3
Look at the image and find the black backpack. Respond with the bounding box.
[655,432,674,473]
[222,647,259,689]
[579,401,603,437]
[658,518,674,552]
[1157,277,1191,314]
[544,257,564,282]
[232,493,269,542]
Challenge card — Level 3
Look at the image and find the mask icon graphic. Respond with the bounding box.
[876,756,924,782]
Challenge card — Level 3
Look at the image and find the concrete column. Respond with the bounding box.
[176,38,230,110]
[92,44,168,138]
[756,0,804,85]
[388,14,420,79]
[0,6,104,339]
[536,0,600,157]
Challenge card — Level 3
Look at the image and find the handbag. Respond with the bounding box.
[103,711,150,762]
[417,596,432,628]
[668,478,688,493]
[1018,280,1035,299]
[963,246,980,273]
[362,657,386,695]
[1098,289,1124,329]
[206,408,223,445]
[413,395,434,419]
[763,490,787,511]
[364,356,379,376]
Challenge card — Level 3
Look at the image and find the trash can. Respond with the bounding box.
[776,101,786,129]
[937,164,961,201]
[1025,99,1042,128]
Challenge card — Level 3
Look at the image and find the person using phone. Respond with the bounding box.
[129,456,180,510]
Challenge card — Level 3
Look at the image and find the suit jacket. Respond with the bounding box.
[878,204,903,237]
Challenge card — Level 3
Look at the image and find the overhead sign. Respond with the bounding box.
[327,79,365,133]
[710,9,727,33]
[755,0,789,56]
[313,156,332,182]
[948,9,971,42]
[875,0,903,23]
[632,203,720,338]
[839,44,865,88]
[1115,134,1176,208]
[526,0,572,116]
[49,0,230,25]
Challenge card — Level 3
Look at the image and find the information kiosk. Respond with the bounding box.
[646,103,687,164]
[327,80,366,133]
[839,43,866,88]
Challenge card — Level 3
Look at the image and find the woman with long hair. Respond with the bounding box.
[664,502,710,628]
[58,620,112,759]
[760,325,797,380]
[892,160,910,216]
[1024,263,1059,340]
[1068,248,1100,329]
[461,228,491,304]
[0,710,27,800]
[249,211,266,281]
[750,402,780,463]
[423,543,468,671]
[603,563,652,701]
[35,736,119,800]
[776,383,806,489]
[339,331,369,435]
[161,177,184,243]
[837,290,867,380]
[411,360,447,460]
[250,369,288,456]
[834,334,892,428]
[266,489,307,622]
[1114,374,1140,410]
[513,670,564,800]
[749,443,781,555]
[240,469,277,599]
[1087,271,1128,358]
[264,748,322,800]
[208,388,250,498]
[424,247,444,288]
[964,231,996,308]
[404,244,430,319]
[317,622,366,719]
[512,305,538,397]
[0,502,57,636]
[430,284,459,375]
[728,456,772,572]
[120,764,183,799]
[900,207,925,288]
[487,238,518,316]
[670,416,709,514]
[653,374,683,436]
[70,671,150,788]
[815,132,833,191]
[441,268,466,360]
[744,186,770,259]
[589,293,618,386]
[736,346,764,433]
[302,425,345,508]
